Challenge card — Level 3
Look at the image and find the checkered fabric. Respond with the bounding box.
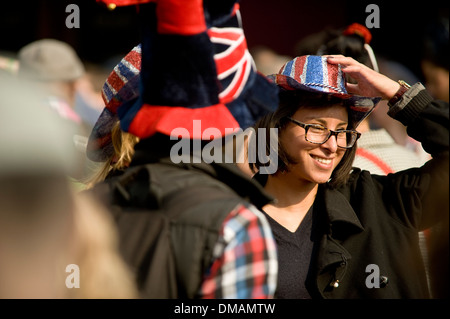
[199,203,278,299]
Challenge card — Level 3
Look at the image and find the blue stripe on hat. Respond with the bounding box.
[282,59,294,77]
[103,82,115,103]
[116,62,138,82]
[304,55,323,87]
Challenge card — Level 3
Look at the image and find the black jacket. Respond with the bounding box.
[92,143,274,298]
[254,85,448,298]
[307,86,448,298]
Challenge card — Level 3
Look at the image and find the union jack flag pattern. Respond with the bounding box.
[117,1,278,140]
[88,0,278,161]
[102,44,141,113]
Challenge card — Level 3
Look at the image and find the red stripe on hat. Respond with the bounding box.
[123,50,141,70]
[107,71,125,96]
[327,61,339,93]
[128,104,240,139]
[275,75,295,90]
[213,35,247,77]
[106,98,121,114]
[293,56,306,83]
[157,0,207,35]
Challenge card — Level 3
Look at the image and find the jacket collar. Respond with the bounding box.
[319,184,364,234]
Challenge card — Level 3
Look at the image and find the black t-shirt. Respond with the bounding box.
[263,206,316,299]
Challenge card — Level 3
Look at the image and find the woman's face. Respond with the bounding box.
[280,105,349,185]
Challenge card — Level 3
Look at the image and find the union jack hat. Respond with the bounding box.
[115,0,278,140]
[86,44,141,162]
[269,55,381,128]
[87,0,278,161]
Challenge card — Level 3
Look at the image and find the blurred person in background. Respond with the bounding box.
[251,45,292,76]
[84,44,141,189]
[0,51,19,75]
[420,16,449,103]
[0,74,137,298]
[419,15,449,299]
[17,39,103,182]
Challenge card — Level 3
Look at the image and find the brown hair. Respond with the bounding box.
[250,89,357,188]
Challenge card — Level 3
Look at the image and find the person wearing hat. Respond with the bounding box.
[18,38,86,125]
[84,44,141,189]
[0,73,138,299]
[250,54,448,298]
[88,0,279,299]
[297,23,437,298]
[17,38,99,182]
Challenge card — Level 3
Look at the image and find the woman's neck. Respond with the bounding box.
[263,172,318,232]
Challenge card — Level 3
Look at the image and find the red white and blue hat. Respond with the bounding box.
[268,55,381,128]
[86,44,141,162]
[88,0,278,161]
[110,0,278,141]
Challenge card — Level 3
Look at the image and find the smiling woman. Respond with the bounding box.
[250,56,377,189]
[249,55,449,299]
[281,106,351,185]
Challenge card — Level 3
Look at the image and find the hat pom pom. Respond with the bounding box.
[342,23,372,44]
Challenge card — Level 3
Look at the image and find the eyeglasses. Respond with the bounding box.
[286,117,360,149]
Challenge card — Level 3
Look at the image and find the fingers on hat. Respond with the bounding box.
[326,55,356,66]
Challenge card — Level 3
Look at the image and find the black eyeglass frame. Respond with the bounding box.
[286,117,361,149]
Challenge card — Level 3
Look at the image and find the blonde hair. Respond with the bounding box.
[65,191,138,298]
[85,121,139,189]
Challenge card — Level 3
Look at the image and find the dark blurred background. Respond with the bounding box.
[1,0,448,81]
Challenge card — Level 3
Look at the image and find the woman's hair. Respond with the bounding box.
[250,90,357,188]
[84,121,139,189]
